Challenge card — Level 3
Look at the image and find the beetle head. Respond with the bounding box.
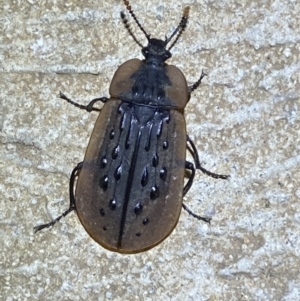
[121,1,190,65]
[141,39,171,65]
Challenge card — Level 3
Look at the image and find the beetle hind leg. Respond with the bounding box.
[34,162,82,233]
[182,135,229,223]
[183,161,211,223]
[59,91,108,112]
[187,135,229,180]
[33,204,75,233]
[182,204,211,223]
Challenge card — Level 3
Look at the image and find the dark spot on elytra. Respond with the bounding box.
[145,123,153,151]
[125,126,131,149]
[112,145,120,159]
[143,218,149,225]
[114,165,122,181]
[166,113,170,123]
[150,185,159,200]
[136,232,141,237]
[120,113,126,131]
[103,226,107,231]
[163,141,168,150]
[109,199,117,210]
[141,167,149,186]
[160,167,167,181]
[100,175,108,191]
[134,202,143,215]
[109,130,115,140]
[156,120,163,137]
[100,156,107,168]
[99,208,105,216]
[152,153,159,167]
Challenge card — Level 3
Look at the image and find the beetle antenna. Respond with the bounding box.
[123,0,150,41]
[121,12,144,48]
[167,6,190,51]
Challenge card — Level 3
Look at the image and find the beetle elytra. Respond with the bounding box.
[35,0,229,254]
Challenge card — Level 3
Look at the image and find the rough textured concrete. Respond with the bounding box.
[1,0,299,300]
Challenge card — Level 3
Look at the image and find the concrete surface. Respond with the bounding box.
[1,0,300,300]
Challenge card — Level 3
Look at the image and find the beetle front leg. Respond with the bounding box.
[188,70,207,96]
[182,161,211,223]
[59,92,109,112]
[34,162,83,232]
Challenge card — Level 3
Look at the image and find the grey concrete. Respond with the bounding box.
[1,0,299,300]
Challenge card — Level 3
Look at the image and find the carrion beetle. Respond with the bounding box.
[35,0,229,253]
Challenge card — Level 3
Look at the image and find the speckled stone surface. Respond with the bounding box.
[1,0,300,300]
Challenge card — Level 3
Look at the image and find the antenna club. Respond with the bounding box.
[123,0,131,10]
[184,6,190,18]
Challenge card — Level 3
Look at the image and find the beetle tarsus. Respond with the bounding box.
[198,165,229,180]
[34,205,75,233]
[183,161,211,223]
[182,204,211,223]
[188,70,207,95]
[59,91,108,112]
[34,162,82,233]
[187,135,229,180]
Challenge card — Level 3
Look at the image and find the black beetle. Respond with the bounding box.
[35,0,229,253]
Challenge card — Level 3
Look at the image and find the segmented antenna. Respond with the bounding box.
[167,6,190,50]
[120,12,144,48]
[123,0,150,40]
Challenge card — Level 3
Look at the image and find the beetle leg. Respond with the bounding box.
[183,161,211,223]
[183,161,195,196]
[188,70,207,96]
[187,135,229,180]
[182,204,211,223]
[34,162,82,233]
[59,91,109,112]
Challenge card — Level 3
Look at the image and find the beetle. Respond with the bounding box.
[34,0,229,253]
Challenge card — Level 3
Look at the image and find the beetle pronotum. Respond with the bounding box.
[35,0,229,253]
